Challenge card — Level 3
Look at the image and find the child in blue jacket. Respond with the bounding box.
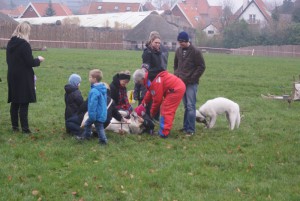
[78,69,108,145]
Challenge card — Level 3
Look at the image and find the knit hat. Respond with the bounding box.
[119,73,131,81]
[177,31,189,42]
[68,74,81,87]
[135,104,146,117]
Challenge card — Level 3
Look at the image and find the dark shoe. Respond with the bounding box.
[99,140,107,145]
[22,128,31,134]
[76,135,91,141]
[12,127,19,132]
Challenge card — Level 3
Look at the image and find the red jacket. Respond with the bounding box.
[142,71,185,116]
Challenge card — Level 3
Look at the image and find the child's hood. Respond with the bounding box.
[92,83,107,94]
[64,84,78,94]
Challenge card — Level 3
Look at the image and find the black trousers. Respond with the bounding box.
[10,102,29,130]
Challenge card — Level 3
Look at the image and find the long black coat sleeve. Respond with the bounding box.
[6,37,41,103]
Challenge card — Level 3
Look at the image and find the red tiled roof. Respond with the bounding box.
[255,0,271,21]
[78,2,142,15]
[143,2,156,11]
[0,5,25,17]
[172,0,222,28]
[20,2,72,18]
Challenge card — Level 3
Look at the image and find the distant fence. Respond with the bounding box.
[1,23,299,57]
[198,46,300,58]
[0,23,125,50]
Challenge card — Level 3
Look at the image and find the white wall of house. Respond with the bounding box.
[238,2,268,28]
[202,24,219,37]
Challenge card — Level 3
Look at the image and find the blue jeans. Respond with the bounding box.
[182,84,198,133]
[84,118,107,143]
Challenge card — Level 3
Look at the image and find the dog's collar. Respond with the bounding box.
[200,111,207,118]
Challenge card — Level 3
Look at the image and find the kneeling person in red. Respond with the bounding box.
[133,69,186,137]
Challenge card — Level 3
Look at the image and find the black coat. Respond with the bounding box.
[142,44,165,81]
[6,36,41,103]
[110,74,123,106]
[64,84,84,120]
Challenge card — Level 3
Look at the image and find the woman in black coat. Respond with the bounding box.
[6,22,45,133]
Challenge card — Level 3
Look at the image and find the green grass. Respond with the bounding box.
[0,48,299,200]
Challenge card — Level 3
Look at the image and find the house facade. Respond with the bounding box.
[236,0,271,28]
[170,0,222,36]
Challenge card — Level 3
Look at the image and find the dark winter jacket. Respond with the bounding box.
[174,44,206,85]
[104,94,123,128]
[64,84,84,120]
[142,44,165,81]
[6,36,41,103]
[110,74,132,113]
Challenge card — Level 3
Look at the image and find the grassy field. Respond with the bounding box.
[0,48,299,201]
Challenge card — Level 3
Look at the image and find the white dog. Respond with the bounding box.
[81,111,144,134]
[105,112,144,134]
[196,97,241,130]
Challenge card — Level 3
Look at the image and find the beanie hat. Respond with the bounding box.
[68,74,81,87]
[177,31,189,42]
[119,73,131,81]
[135,104,146,117]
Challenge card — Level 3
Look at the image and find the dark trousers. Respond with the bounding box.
[10,102,29,130]
[65,115,81,136]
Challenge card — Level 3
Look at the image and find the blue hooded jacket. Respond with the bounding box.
[88,83,107,122]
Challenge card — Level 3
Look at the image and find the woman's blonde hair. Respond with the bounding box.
[147,31,161,45]
[12,22,31,42]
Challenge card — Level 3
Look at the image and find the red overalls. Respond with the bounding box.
[142,71,186,137]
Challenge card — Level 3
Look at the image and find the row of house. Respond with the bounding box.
[1,0,274,36]
[1,0,274,49]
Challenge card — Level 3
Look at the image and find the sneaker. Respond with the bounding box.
[22,129,32,134]
[75,135,91,141]
[185,132,194,137]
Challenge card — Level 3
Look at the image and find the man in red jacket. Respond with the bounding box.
[133,69,186,138]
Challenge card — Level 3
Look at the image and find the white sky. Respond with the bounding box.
[101,0,286,11]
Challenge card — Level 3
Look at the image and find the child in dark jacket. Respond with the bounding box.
[64,74,84,132]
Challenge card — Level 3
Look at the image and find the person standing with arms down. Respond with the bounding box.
[6,22,45,134]
[174,31,206,136]
[138,31,168,120]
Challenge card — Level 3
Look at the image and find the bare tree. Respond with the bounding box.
[220,0,234,32]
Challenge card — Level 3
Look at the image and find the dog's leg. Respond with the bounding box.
[208,115,217,128]
[228,113,236,130]
[236,112,241,128]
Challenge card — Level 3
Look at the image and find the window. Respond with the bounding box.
[208,30,214,35]
[249,14,256,23]
[97,6,102,10]
[114,6,119,10]
[126,6,131,11]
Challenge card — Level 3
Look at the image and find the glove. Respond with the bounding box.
[135,104,146,117]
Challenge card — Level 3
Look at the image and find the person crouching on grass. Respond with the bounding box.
[133,68,186,138]
[77,69,108,145]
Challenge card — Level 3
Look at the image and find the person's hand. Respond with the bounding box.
[121,117,129,123]
[38,56,45,62]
